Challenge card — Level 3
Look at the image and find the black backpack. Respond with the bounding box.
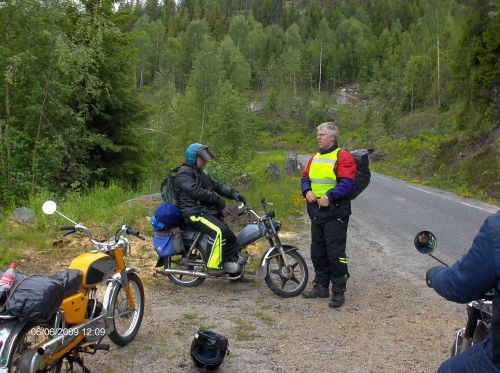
[160,167,180,206]
[342,148,373,200]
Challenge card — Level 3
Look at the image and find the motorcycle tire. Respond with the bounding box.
[108,272,145,346]
[264,247,308,298]
[165,245,206,287]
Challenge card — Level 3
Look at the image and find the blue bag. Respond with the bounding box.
[153,233,176,258]
[152,203,182,231]
[152,227,183,258]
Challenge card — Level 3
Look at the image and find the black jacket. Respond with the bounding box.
[174,164,235,217]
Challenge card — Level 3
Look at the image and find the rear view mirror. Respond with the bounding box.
[42,200,57,215]
[414,231,437,254]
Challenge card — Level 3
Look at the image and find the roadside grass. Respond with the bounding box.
[371,132,499,205]
[238,151,305,230]
[0,183,151,268]
[231,318,257,341]
[0,154,305,271]
[254,296,273,310]
[251,311,274,326]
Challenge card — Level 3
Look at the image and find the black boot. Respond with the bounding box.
[329,293,345,308]
[302,283,329,299]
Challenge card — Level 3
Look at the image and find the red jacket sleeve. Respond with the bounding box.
[335,150,356,180]
[301,154,316,177]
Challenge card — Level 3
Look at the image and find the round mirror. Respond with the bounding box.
[414,231,437,254]
[42,200,57,215]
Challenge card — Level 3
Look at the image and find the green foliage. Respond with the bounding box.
[0,183,150,267]
[0,0,146,206]
[1,0,499,208]
[243,152,305,228]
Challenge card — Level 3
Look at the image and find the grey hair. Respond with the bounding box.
[317,122,339,139]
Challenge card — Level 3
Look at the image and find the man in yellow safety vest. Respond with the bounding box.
[300,122,357,308]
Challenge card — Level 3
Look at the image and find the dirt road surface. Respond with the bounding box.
[84,215,463,373]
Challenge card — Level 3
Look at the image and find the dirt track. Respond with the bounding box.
[84,214,463,373]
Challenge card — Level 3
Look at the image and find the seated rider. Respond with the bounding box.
[174,143,247,274]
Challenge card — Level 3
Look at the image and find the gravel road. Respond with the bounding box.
[84,214,463,373]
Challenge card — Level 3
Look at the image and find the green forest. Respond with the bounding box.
[1,0,499,209]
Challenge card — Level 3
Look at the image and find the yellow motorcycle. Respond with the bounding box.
[0,201,145,372]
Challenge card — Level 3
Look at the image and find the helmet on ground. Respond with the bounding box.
[185,143,214,165]
[190,330,229,371]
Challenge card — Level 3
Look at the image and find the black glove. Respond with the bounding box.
[232,191,247,205]
[215,197,226,211]
[425,267,434,287]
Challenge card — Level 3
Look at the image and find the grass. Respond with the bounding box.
[231,318,257,341]
[0,183,152,268]
[0,152,305,271]
[251,311,274,326]
[238,151,306,230]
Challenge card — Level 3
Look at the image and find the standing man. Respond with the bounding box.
[301,122,356,308]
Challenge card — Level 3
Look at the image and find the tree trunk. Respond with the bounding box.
[140,61,144,88]
[293,68,296,97]
[435,9,441,107]
[200,82,208,142]
[31,74,52,190]
[3,80,12,187]
[318,40,323,93]
[410,83,414,115]
[154,29,159,81]
[2,21,12,188]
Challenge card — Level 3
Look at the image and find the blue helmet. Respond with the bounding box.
[185,143,214,165]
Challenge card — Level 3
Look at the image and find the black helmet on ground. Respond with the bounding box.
[190,330,229,371]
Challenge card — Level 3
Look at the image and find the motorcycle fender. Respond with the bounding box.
[0,319,28,372]
[102,267,139,333]
[256,245,298,279]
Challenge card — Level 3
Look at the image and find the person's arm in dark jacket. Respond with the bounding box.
[429,212,500,303]
[210,175,235,199]
[300,155,315,197]
[175,167,221,205]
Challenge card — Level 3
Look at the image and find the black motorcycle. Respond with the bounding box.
[155,198,309,298]
[414,231,492,356]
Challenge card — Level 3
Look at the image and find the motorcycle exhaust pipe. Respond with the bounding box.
[162,268,207,277]
[29,317,103,373]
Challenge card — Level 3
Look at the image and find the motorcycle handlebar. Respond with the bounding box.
[126,227,146,241]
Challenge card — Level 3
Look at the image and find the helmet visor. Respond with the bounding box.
[197,147,214,161]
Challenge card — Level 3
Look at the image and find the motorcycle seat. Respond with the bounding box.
[50,269,83,298]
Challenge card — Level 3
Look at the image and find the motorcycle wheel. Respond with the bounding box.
[165,245,206,287]
[8,322,62,373]
[108,272,145,346]
[264,247,308,298]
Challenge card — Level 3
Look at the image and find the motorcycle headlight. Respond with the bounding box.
[273,220,281,232]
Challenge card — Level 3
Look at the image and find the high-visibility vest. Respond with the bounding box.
[309,148,342,198]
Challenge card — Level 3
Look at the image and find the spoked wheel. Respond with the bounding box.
[108,272,145,346]
[165,245,206,287]
[8,322,61,373]
[264,247,308,298]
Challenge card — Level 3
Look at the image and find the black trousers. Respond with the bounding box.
[186,214,240,263]
[310,216,350,294]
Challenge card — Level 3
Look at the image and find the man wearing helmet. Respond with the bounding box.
[174,143,247,274]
